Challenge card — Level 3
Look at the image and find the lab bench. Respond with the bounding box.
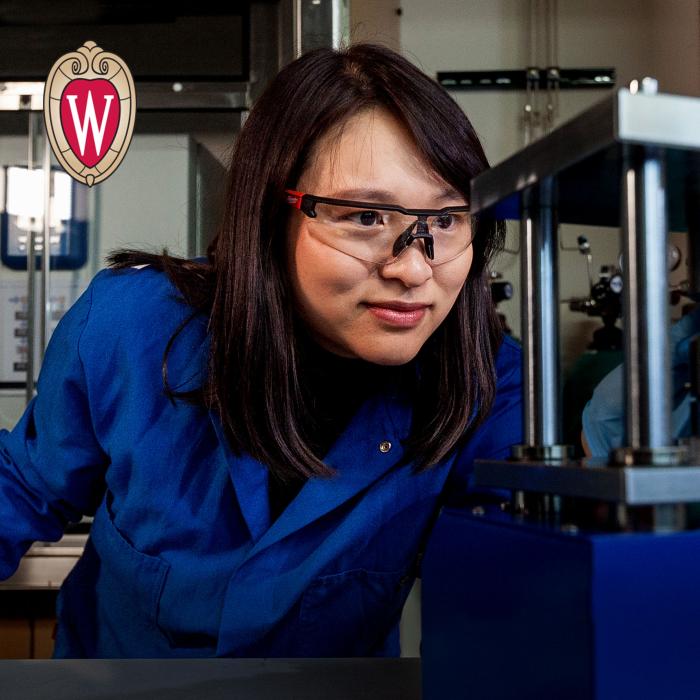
[0,658,421,700]
[0,532,86,658]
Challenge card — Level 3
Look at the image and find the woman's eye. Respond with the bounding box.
[434,213,468,230]
[355,210,382,226]
[435,214,456,229]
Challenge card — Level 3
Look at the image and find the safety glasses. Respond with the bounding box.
[285,189,473,267]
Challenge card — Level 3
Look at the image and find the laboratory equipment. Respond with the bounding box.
[422,80,700,700]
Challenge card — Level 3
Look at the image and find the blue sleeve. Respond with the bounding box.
[580,363,624,458]
[0,276,109,580]
[582,306,700,458]
[443,336,523,503]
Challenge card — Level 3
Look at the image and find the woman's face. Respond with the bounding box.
[287,107,474,365]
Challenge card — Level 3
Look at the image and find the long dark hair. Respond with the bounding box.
[109,43,505,480]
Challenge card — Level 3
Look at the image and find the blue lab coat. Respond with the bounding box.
[0,267,522,658]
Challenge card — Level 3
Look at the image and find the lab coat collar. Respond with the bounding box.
[209,391,412,551]
[209,414,272,543]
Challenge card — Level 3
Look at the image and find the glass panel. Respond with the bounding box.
[0,111,44,425]
[0,109,230,427]
[301,0,350,51]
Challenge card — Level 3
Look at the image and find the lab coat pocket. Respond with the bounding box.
[89,498,171,640]
[297,566,412,657]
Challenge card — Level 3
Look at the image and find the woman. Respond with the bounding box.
[0,44,522,657]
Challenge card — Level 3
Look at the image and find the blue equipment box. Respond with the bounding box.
[421,507,700,700]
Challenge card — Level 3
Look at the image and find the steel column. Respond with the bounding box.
[520,177,561,447]
[620,146,671,451]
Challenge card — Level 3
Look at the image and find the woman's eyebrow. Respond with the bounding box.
[327,188,397,201]
[327,187,465,204]
[435,187,466,204]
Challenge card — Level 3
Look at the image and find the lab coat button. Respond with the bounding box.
[379,440,392,453]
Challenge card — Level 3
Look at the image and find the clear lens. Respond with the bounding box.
[308,202,472,265]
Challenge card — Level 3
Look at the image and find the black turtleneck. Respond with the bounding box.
[267,328,416,523]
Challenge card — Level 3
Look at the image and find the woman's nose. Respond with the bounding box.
[379,241,433,287]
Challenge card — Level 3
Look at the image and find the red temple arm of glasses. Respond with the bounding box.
[285,189,305,208]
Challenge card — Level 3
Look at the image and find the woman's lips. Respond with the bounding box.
[365,303,429,327]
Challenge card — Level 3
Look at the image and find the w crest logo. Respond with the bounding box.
[44,41,135,187]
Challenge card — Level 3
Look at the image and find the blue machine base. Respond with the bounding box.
[421,506,700,700]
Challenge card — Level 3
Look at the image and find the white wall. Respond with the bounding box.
[350,0,401,48]
[649,0,700,96]
[95,134,194,267]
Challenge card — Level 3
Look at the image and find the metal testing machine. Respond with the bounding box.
[422,79,700,700]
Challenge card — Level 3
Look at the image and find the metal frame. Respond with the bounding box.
[0,81,250,113]
[475,460,700,505]
[437,67,616,91]
[471,85,700,509]
[471,88,700,215]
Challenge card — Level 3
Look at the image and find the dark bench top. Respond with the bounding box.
[0,658,421,700]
